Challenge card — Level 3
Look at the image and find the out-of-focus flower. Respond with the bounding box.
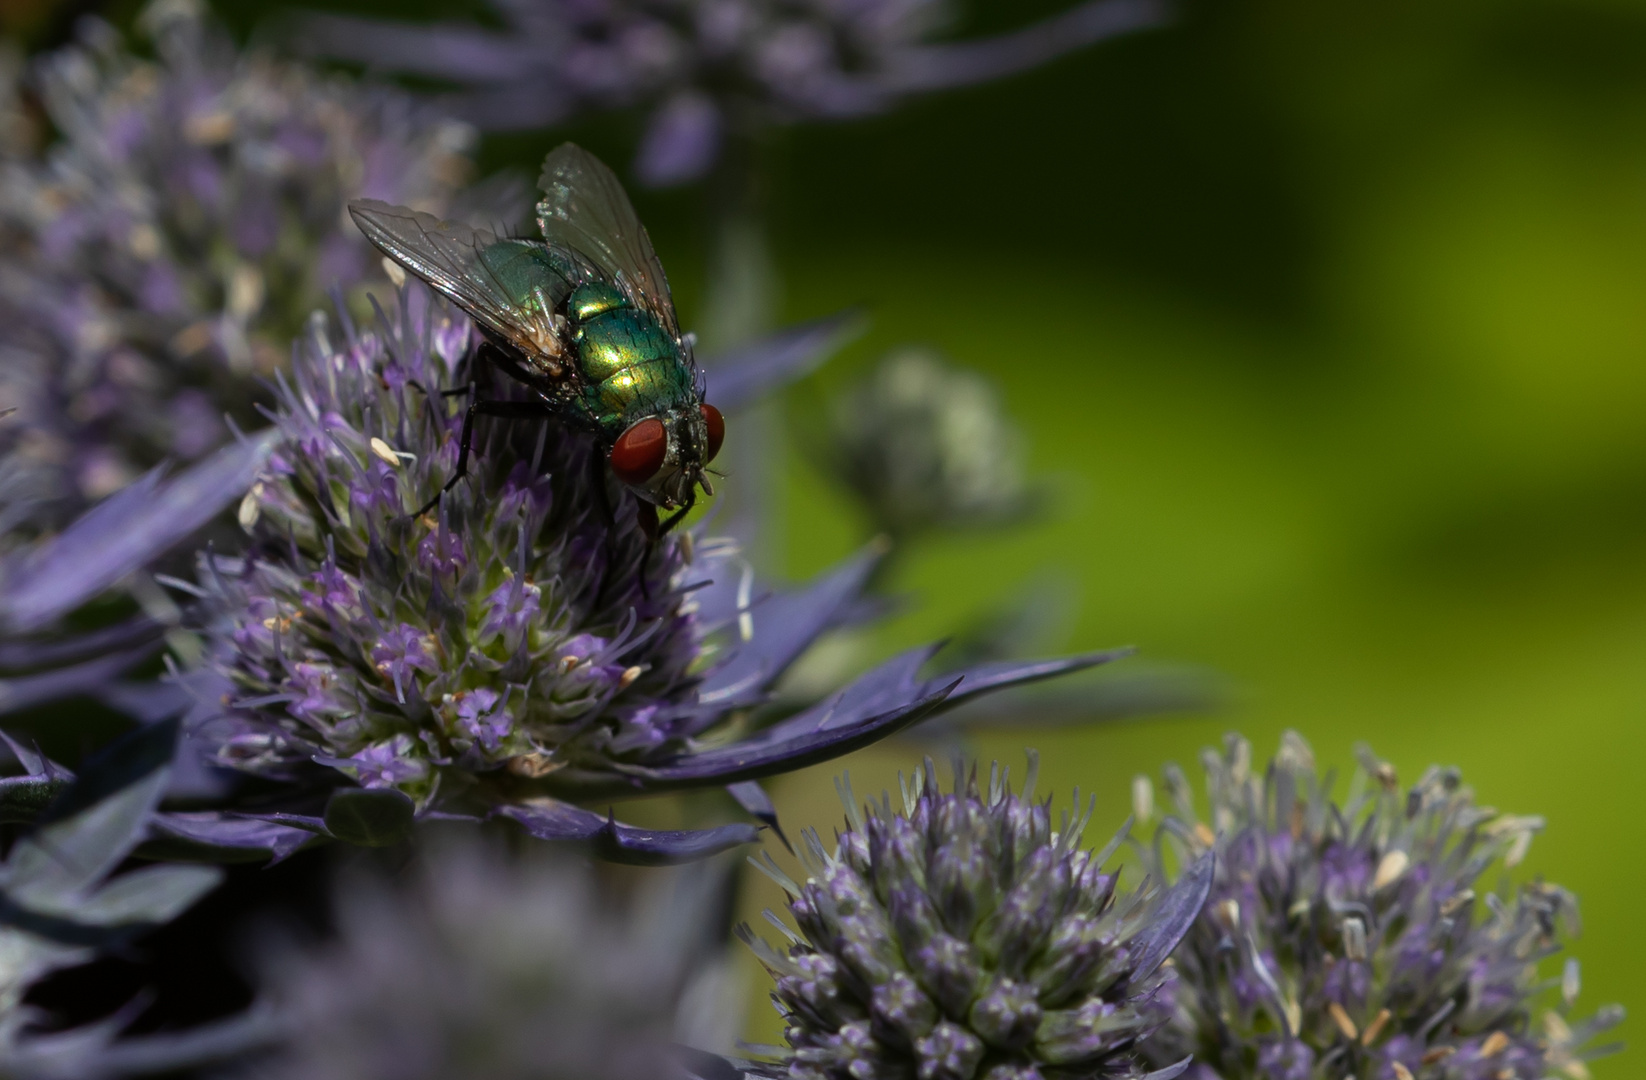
[249,835,733,1080]
[0,720,277,1079]
[0,0,477,530]
[177,285,1117,863]
[1133,732,1625,1080]
[817,347,1033,545]
[740,755,1212,1080]
[297,0,1170,187]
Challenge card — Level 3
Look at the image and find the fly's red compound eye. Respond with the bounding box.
[609,418,667,485]
[700,404,725,464]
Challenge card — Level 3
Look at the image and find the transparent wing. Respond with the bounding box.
[349,199,546,355]
[535,143,681,337]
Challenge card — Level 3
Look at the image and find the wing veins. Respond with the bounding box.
[348,199,548,355]
[535,144,681,337]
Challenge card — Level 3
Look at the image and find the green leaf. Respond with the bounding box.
[323,788,415,847]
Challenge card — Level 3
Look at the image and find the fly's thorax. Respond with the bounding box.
[567,281,625,323]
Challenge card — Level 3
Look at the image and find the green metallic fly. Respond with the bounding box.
[348,143,723,534]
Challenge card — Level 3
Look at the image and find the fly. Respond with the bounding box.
[348,143,723,536]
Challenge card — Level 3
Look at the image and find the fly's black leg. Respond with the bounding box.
[406,380,475,400]
[657,495,695,537]
[634,495,694,605]
[634,501,660,604]
[410,398,558,518]
[587,448,617,606]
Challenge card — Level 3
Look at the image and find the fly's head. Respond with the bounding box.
[607,402,724,509]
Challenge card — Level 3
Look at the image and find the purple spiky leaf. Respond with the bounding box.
[890,0,1171,93]
[146,811,321,864]
[727,780,792,854]
[498,801,760,865]
[693,544,881,714]
[1,436,272,633]
[1128,851,1214,983]
[700,311,865,414]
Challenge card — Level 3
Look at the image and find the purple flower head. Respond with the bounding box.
[1134,732,1625,1080]
[0,1,478,534]
[303,561,366,622]
[188,284,1120,861]
[351,460,405,517]
[740,755,1211,1080]
[431,315,475,373]
[1254,1039,1313,1080]
[298,0,1169,187]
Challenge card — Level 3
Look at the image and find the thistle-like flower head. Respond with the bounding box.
[184,287,1112,862]
[0,0,475,523]
[299,0,1168,186]
[252,836,726,1080]
[742,756,1212,1080]
[820,347,1031,543]
[199,287,700,800]
[1135,732,1624,1080]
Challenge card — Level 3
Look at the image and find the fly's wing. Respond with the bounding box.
[535,143,681,338]
[349,199,564,362]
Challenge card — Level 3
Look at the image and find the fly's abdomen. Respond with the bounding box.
[568,284,694,434]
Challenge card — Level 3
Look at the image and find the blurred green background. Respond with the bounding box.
[11,0,1645,1066]
[731,0,1646,1062]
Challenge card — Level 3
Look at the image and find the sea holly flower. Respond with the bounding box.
[739,755,1214,1080]
[0,0,479,531]
[248,835,739,1080]
[816,347,1033,546]
[180,286,1119,863]
[298,0,1170,188]
[1132,732,1625,1080]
